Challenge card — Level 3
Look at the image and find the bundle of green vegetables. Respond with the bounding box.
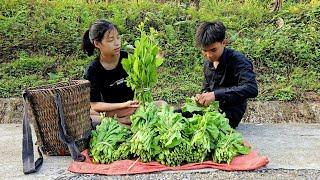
[129,102,161,162]
[89,115,132,164]
[122,22,164,104]
[181,97,250,164]
[154,105,190,166]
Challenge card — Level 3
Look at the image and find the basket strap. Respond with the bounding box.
[22,91,44,174]
[75,129,92,143]
[54,92,86,162]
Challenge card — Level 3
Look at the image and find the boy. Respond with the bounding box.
[195,21,258,128]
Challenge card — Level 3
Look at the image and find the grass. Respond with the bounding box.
[0,0,319,103]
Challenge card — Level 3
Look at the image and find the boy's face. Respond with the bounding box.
[201,39,227,63]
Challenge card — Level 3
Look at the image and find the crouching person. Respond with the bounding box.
[194,21,258,128]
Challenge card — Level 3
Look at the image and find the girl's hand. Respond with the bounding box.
[123,100,139,108]
[117,117,132,125]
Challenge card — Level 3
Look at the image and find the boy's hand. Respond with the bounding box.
[195,92,215,106]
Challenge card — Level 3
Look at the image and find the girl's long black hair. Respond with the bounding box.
[82,19,118,56]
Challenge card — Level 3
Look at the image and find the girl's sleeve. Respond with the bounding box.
[84,67,102,102]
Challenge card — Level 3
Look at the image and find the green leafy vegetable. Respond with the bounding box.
[213,131,250,164]
[181,96,220,113]
[130,102,161,162]
[89,116,132,164]
[122,22,164,104]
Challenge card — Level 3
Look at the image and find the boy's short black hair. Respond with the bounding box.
[196,21,226,48]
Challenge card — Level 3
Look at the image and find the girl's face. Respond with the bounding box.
[94,28,121,56]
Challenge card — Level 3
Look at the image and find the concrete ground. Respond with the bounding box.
[1,123,319,180]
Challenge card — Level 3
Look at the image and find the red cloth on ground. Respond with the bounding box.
[68,146,269,175]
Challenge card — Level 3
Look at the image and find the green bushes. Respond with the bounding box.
[0,0,319,102]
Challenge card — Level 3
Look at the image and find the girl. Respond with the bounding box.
[82,19,139,125]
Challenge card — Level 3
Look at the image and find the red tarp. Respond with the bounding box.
[68,146,269,175]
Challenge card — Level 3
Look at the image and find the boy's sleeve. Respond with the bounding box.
[202,60,211,93]
[214,56,258,105]
[202,77,210,93]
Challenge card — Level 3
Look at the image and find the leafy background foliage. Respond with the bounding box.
[0,0,319,103]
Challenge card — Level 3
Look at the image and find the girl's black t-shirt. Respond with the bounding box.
[84,51,134,103]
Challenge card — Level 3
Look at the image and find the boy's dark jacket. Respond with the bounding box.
[203,48,258,128]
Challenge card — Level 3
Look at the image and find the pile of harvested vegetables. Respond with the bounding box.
[89,98,250,166]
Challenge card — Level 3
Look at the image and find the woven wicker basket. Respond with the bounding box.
[26,80,92,156]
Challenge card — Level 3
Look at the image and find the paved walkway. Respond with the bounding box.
[1,123,319,179]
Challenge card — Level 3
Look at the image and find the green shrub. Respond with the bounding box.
[0,0,319,102]
[0,53,56,77]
